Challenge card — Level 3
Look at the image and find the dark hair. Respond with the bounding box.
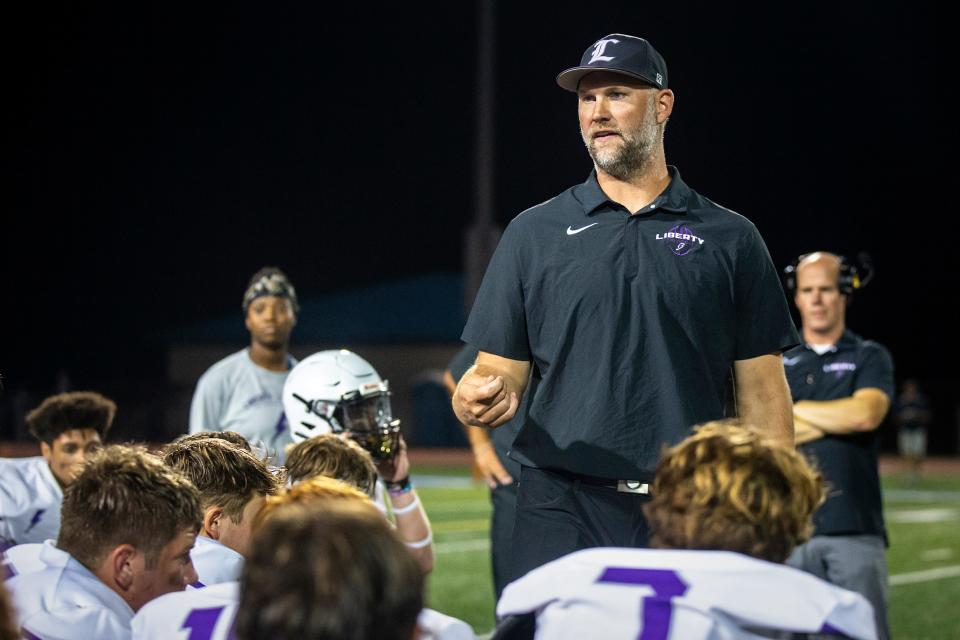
[26,391,116,444]
[162,439,278,523]
[237,502,423,640]
[643,422,825,563]
[58,445,202,569]
[171,431,253,452]
[0,581,17,640]
[285,434,378,496]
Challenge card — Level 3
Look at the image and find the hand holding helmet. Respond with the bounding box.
[282,350,402,461]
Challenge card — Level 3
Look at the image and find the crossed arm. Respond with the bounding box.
[792,389,891,444]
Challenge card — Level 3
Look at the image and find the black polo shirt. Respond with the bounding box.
[462,167,799,478]
[785,330,895,538]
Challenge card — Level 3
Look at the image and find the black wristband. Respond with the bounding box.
[385,476,412,495]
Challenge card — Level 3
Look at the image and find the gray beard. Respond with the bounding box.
[585,124,659,181]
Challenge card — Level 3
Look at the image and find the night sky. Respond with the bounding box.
[3,2,951,439]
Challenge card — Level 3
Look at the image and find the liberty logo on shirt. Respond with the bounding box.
[823,362,856,378]
[655,225,705,256]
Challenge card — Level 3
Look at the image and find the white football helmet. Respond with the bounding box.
[282,349,401,460]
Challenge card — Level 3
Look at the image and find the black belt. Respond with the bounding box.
[551,468,653,495]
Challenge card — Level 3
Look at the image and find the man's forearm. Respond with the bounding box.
[738,382,794,447]
[794,391,888,434]
[472,362,528,400]
[734,355,794,448]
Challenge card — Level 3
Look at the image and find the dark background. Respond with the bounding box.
[2,2,953,448]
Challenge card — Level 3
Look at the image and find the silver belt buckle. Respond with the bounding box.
[617,480,649,495]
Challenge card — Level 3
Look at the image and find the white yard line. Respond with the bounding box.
[890,564,960,586]
[919,548,954,561]
[886,508,960,523]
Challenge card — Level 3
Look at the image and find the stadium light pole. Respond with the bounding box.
[463,0,501,316]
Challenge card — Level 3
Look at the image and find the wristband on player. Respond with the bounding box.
[404,531,433,549]
[391,495,420,515]
[386,476,413,496]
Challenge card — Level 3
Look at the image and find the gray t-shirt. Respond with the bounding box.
[189,349,296,462]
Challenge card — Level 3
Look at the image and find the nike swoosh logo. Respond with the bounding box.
[566,223,598,235]
[783,357,801,366]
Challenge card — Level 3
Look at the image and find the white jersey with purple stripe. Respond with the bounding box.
[188,349,296,464]
[3,541,48,581]
[0,456,63,547]
[7,543,134,639]
[496,547,877,640]
[132,581,239,640]
[189,536,244,588]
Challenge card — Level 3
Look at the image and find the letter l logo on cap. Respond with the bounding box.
[588,38,619,64]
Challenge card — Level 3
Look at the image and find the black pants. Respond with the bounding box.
[490,480,518,601]
[510,465,652,584]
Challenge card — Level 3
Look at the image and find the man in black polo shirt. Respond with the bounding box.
[452,33,799,582]
[784,252,894,640]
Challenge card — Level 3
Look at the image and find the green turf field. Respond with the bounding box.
[416,469,960,639]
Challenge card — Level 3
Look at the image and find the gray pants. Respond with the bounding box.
[787,534,889,640]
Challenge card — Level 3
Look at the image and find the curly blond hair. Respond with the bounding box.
[643,422,825,563]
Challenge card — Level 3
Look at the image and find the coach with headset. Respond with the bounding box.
[782,251,894,640]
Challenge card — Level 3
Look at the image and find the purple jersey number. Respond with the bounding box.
[181,606,226,640]
[598,567,689,640]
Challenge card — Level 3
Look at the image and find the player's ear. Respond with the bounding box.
[203,506,224,540]
[39,441,53,461]
[656,89,674,122]
[111,544,137,590]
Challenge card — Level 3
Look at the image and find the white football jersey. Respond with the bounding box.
[3,541,49,580]
[0,456,63,546]
[497,547,877,640]
[7,543,134,639]
[189,536,244,588]
[132,581,239,640]
[418,608,476,640]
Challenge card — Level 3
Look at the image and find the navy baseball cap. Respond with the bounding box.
[557,33,668,92]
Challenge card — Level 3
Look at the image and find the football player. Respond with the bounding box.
[495,423,878,640]
[0,391,115,547]
[282,349,433,573]
[134,478,473,640]
[131,477,376,640]
[161,438,278,587]
[7,446,202,639]
[284,433,378,496]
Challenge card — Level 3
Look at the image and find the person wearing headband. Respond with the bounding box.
[188,267,299,463]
